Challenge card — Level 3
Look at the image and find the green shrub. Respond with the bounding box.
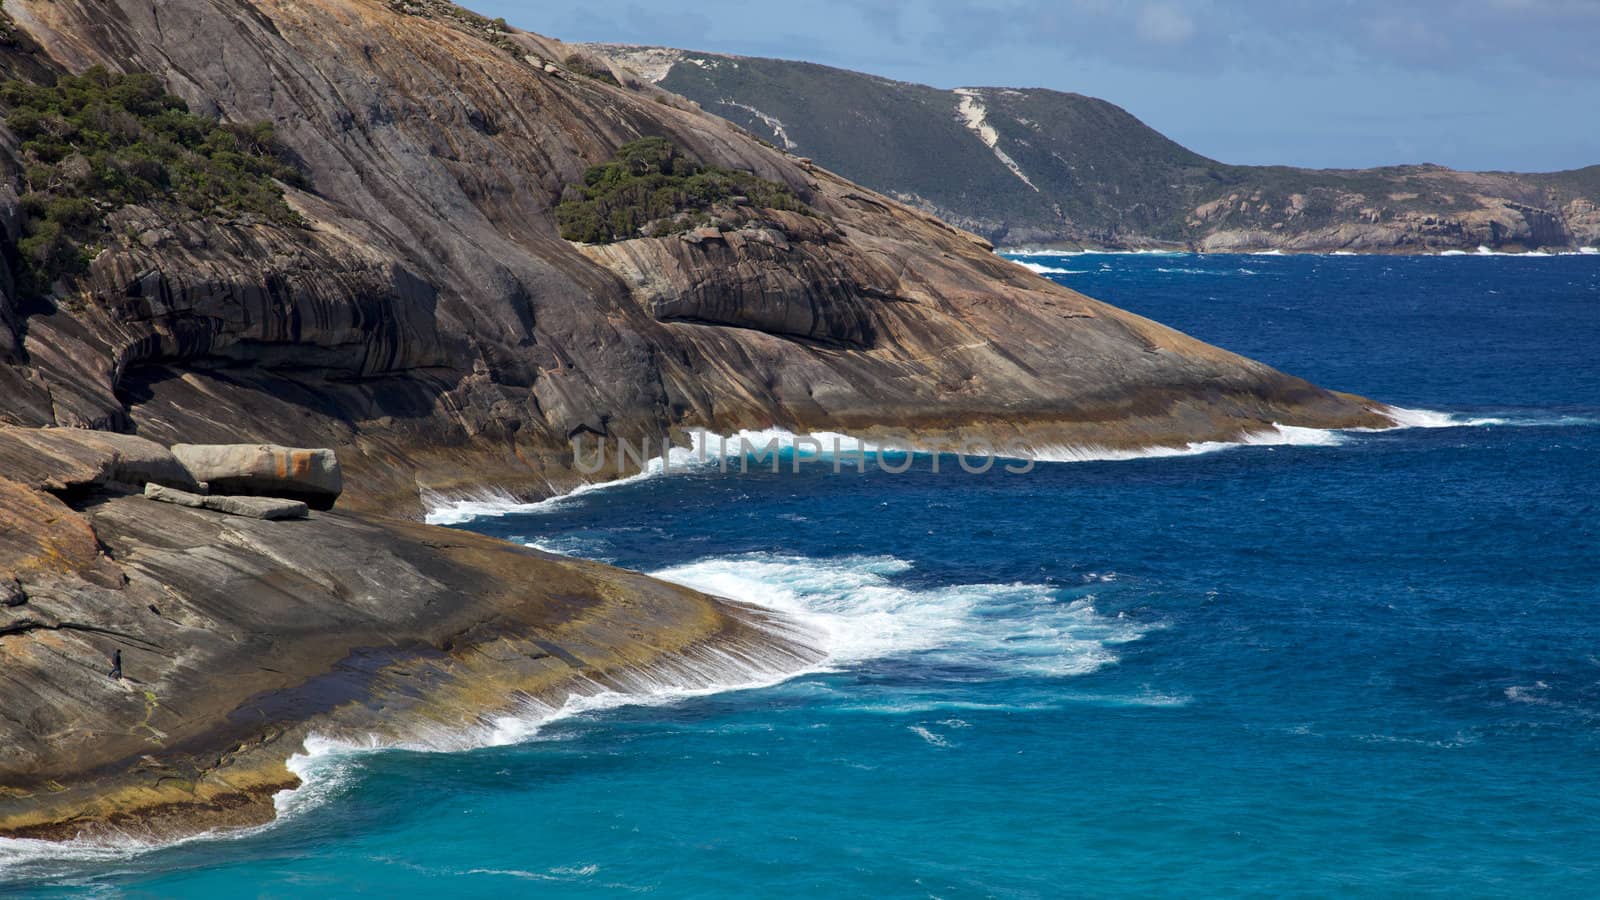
[561,52,620,87]
[555,137,810,244]
[2,67,308,295]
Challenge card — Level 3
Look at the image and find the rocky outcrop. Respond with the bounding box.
[0,425,200,493]
[0,425,820,839]
[577,209,889,348]
[0,0,1394,524]
[171,444,343,510]
[1187,175,1598,253]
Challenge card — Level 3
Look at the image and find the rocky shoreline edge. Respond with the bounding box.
[0,395,1397,847]
[0,426,824,845]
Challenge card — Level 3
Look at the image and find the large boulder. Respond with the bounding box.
[171,444,343,510]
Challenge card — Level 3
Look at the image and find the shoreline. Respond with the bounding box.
[0,402,1488,865]
[998,245,1600,258]
[0,488,825,848]
[0,393,1409,851]
[424,407,1446,526]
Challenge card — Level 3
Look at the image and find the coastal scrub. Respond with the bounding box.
[1,67,307,295]
[554,136,810,243]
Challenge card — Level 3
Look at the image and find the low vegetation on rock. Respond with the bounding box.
[1,67,307,294]
[563,52,620,86]
[555,136,810,244]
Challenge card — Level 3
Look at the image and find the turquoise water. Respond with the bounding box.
[4,252,1599,896]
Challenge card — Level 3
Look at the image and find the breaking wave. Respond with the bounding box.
[1027,422,1345,463]
[0,603,829,873]
[0,546,1146,873]
[1014,260,1087,275]
[1381,406,1599,429]
[425,420,1381,526]
[650,553,1152,679]
[423,429,876,525]
[1437,246,1592,257]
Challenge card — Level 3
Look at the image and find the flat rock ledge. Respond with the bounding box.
[144,483,310,520]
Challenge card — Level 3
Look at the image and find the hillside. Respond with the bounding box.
[590,45,1600,252]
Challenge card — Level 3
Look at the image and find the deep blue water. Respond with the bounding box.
[5,252,1599,897]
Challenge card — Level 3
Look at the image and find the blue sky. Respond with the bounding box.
[472,0,1600,172]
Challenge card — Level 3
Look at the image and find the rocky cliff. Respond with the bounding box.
[0,0,1396,841]
[591,45,1600,253]
[0,0,1395,511]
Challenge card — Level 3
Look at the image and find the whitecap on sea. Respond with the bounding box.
[650,552,1153,678]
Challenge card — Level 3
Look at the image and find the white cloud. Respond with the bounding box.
[1136,2,1197,45]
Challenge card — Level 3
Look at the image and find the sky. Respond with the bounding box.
[470,0,1600,173]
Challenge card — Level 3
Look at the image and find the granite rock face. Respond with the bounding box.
[0,425,200,493]
[0,0,1394,521]
[0,428,818,839]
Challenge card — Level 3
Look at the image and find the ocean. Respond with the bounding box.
[4,252,1598,896]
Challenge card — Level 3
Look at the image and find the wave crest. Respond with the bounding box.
[651,552,1153,678]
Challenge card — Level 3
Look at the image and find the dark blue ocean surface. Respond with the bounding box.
[5,253,1598,897]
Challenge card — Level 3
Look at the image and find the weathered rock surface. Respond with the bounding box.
[578,209,887,348]
[0,437,819,839]
[0,426,200,493]
[0,0,1395,522]
[142,482,209,509]
[171,444,342,510]
[144,482,310,520]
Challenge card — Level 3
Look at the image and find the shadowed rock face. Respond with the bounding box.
[0,0,1391,517]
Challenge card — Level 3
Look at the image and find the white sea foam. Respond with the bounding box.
[1014,260,1086,275]
[650,553,1152,678]
[1505,681,1557,707]
[1,549,1154,870]
[1380,406,1471,428]
[422,441,706,525]
[0,798,294,879]
[425,422,1370,527]
[1378,406,1597,429]
[1148,265,1261,276]
[1027,422,1345,464]
[423,429,882,525]
[1438,246,1568,258]
[0,576,831,872]
[1001,248,1185,258]
[29,404,1531,867]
